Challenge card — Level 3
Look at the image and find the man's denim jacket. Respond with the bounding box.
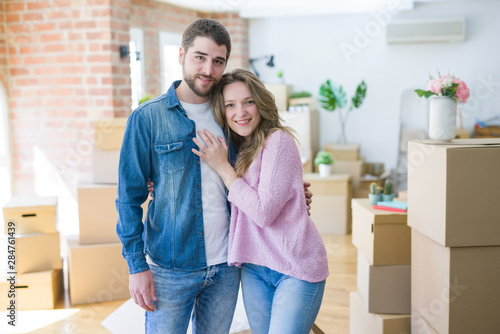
[116,80,236,274]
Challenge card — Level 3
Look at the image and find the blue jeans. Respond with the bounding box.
[241,264,325,334]
[146,263,240,334]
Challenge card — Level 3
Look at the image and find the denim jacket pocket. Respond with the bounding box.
[154,142,185,174]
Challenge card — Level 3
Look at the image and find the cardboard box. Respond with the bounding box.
[93,117,127,150]
[412,229,500,334]
[0,269,63,310]
[407,139,500,247]
[304,173,352,234]
[363,163,385,177]
[280,110,320,174]
[349,291,411,334]
[78,184,149,245]
[92,147,120,184]
[323,142,360,161]
[357,252,411,314]
[16,233,62,274]
[352,199,410,265]
[3,196,57,234]
[353,177,382,199]
[265,84,292,111]
[330,159,364,189]
[67,236,130,305]
[412,312,439,334]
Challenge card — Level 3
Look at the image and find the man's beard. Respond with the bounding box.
[183,70,218,98]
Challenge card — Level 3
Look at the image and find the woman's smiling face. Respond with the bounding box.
[223,81,261,139]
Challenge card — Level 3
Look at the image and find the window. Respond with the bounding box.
[130,28,145,110]
[159,32,182,93]
[0,83,12,227]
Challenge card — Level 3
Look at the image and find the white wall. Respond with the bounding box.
[248,0,500,170]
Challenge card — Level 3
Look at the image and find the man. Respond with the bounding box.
[116,19,312,333]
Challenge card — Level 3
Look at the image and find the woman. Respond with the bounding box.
[192,68,329,334]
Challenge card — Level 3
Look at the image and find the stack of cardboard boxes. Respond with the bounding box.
[1,197,63,310]
[349,198,411,333]
[304,173,352,234]
[323,143,364,191]
[67,118,146,305]
[408,139,500,334]
[266,83,320,174]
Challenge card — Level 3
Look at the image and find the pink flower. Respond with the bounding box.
[455,81,470,103]
[427,79,442,94]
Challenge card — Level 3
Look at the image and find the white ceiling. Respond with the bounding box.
[155,0,472,17]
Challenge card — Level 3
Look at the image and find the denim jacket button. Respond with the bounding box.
[199,232,203,236]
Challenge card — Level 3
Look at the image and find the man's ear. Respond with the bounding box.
[178,46,184,65]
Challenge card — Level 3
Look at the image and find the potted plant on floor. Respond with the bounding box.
[368,182,382,205]
[382,180,394,202]
[314,151,334,177]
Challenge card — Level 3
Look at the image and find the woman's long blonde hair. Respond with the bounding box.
[211,68,296,177]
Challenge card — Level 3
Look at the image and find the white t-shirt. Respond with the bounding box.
[180,100,230,266]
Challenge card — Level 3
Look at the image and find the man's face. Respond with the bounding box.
[180,36,227,98]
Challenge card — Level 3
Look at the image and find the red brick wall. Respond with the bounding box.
[7,0,132,195]
[6,0,249,196]
[0,2,8,93]
[129,1,249,97]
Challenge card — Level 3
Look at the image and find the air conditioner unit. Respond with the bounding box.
[386,18,465,44]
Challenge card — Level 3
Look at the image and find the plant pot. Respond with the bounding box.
[382,193,394,202]
[368,193,382,205]
[429,96,457,142]
[318,164,331,177]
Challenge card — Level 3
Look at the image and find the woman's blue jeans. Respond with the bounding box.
[241,263,326,334]
[145,263,240,334]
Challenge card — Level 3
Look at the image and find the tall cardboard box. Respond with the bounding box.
[92,148,120,184]
[16,233,62,274]
[3,197,57,234]
[407,139,500,247]
[412,312,440,334]
[352,199,410,265]
[412,229,500,334]
[357,253,411,314]
[304,173,352,234]
[67,237,130,305]
[0,269,63,310]
[280,110,320,174]
[93,118,127,150]
[349,291,411,334]
[323,143,360,161]
[78,184,150,245]
[265,84,292,111]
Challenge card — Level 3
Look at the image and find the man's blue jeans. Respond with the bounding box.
[146,263,240,334]
[241,263,325,334]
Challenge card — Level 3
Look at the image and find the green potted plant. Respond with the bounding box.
[382,180,394,202]
[314,151,334,177]
[289,91,313,107]
[318,79,367,145]
[368,182,383,205]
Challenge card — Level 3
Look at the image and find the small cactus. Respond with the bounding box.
[384,180,393,195]
[370,182,378,194]
[376,186,383,195]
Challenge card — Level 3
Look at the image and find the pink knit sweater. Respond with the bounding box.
[227,130,329,283]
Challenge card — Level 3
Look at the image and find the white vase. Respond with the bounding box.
[428,96,457,142]
[318,164,331,177]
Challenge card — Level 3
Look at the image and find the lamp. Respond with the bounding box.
[120,45,140,61]
[249,54,274,78]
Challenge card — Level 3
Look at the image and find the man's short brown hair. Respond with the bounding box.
[182,19,232,63]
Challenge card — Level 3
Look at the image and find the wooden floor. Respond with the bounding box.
[2,234,357,334]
